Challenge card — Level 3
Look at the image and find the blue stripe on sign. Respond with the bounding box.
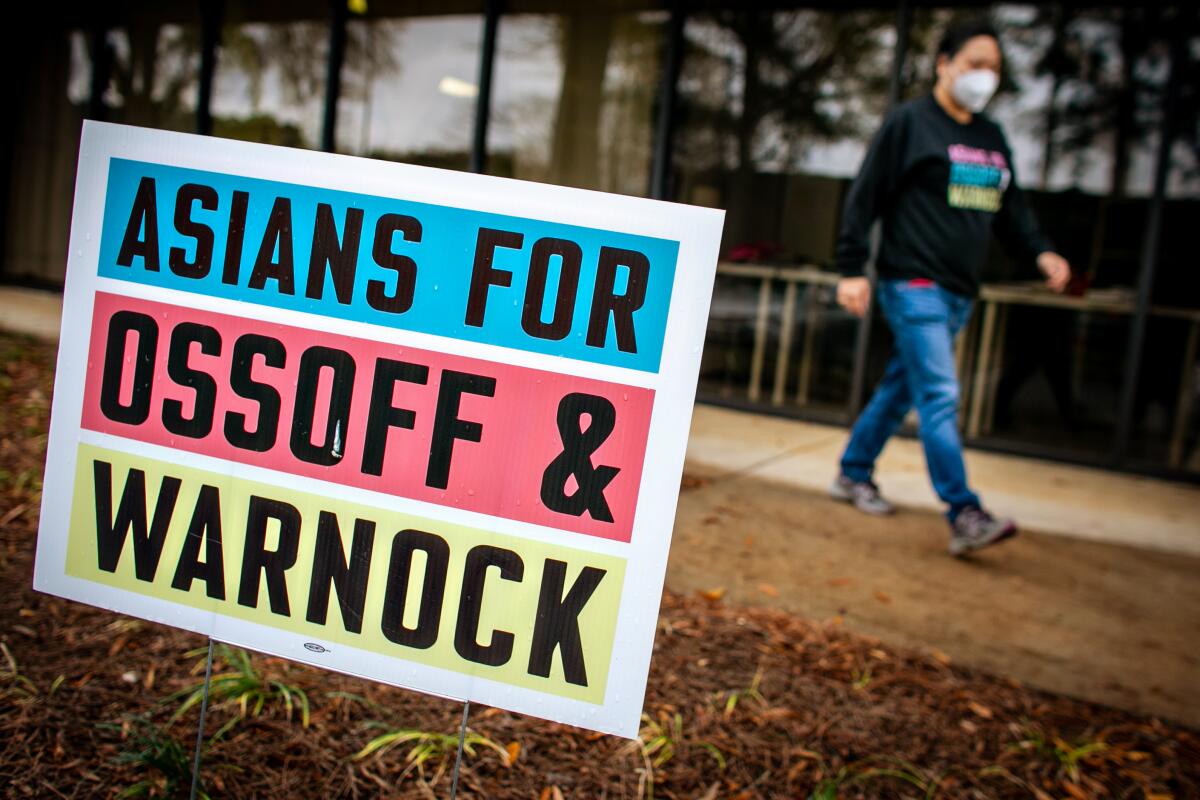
[97,158,679,372]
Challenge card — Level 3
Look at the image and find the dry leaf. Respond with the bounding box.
[873,590,892,605]
[869,649,889,660]
[742,535,754,547]
[757,582,780,598]
[828,577,853,587]
[759,708,795,721]
[1062,781,1089,800]
[699,587,726,602]
[959,719,978,734]
[504,741,520,767]
[787,760,812,781]
[931,649,952,665]
[697,782,721,800]
[967,701,994,719]
[0,503,29,527]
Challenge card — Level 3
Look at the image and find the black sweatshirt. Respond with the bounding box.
[835,93,1050,298]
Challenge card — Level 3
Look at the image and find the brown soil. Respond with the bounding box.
[2,333,1198,799]
[670,466,1200,727]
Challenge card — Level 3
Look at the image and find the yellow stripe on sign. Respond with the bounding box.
[66,443,625,704]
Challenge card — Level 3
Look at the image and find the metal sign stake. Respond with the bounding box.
[449,700,471,799]
[189,638,216,800]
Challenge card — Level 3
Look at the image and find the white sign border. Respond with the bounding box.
[34,121,723,739]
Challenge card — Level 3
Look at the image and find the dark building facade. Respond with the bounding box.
[4,1,1199,478]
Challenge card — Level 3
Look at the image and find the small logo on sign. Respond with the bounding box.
[303,642,329,653]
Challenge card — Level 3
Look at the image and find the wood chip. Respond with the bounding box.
[967,701,994,719]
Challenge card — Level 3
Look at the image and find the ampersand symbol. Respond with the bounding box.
[540,392,620,522]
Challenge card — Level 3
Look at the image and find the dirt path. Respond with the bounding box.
[669,464,1200,726]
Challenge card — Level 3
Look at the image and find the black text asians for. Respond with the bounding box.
[116,177,652,353]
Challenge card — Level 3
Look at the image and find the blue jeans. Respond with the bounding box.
[839,279,980,517]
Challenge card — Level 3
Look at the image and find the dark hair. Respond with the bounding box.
[935,18,1000,78]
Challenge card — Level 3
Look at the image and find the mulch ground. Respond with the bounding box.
[1,332,1197,799]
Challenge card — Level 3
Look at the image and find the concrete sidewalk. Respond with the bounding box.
[0,287,64,342]
[687,404,1200,556]
[3,285,1197,556]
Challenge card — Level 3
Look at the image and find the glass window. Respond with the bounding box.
[676,9,894,416]
[338,13,483,170]
[1126,25,1200,473]
[3,30,86,285]
[210,9,328,148]
[487,10,666,195]
[886,6,1150,463]
[103,16,203,133]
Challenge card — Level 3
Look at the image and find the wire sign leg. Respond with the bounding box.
[449,700,471,799]
[189,638,215,800]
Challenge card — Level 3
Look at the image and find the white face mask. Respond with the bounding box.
[950,69,999,113]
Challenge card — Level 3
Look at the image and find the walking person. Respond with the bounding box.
[829,19,1071,556]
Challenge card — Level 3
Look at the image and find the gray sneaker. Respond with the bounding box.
[948,506,1017,557]
[829,475,895,516]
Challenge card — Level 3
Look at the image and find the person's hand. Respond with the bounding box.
[1037,251,1071,293]
[836,276,872,318]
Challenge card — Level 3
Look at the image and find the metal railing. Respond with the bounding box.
[713,261,841,408]
[706,261,1200,473]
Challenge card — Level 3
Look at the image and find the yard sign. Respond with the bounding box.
[34,121,722,738]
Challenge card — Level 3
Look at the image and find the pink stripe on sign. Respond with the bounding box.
[81,293,655,542]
